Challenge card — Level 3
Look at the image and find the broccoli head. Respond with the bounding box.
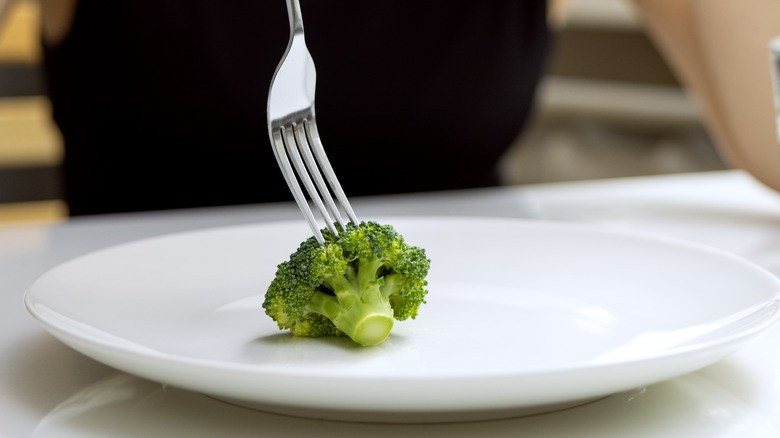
[262,221,430,346]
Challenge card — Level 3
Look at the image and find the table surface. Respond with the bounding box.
[3,170,780,437]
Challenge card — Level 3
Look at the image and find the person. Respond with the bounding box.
[1,0,779,216]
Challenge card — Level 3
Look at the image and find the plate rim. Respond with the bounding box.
[22,216,780,420]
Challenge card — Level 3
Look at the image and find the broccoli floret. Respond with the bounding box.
[262,221,430,346]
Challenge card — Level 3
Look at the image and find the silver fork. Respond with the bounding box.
[267,0,358,243]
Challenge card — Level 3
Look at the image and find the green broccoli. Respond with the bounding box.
[262,221,430,346]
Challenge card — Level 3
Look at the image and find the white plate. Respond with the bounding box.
[24,218,780,423]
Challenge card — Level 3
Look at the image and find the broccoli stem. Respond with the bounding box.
[306,259,395,346]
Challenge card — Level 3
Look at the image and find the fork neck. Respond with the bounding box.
[286,0,305,35]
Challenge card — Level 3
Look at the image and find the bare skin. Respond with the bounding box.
[633,0,780,191]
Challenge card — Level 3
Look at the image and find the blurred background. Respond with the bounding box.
[500,0,726,184]
[0,0,727,224]
[0,0,65,223]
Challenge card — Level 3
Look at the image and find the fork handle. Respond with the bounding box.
[286,0,304,35]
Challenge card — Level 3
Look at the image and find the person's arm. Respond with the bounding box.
[632,0,780,191]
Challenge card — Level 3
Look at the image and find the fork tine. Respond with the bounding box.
[271,128,326,243]
[282,124,340,238]
[293,119,348,229]
[305,117,359,225]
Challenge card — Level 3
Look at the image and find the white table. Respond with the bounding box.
[2,170,780,437]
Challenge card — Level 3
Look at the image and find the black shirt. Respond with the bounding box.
[43,0,550,215]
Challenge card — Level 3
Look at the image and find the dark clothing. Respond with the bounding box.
[42,1,551,216]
